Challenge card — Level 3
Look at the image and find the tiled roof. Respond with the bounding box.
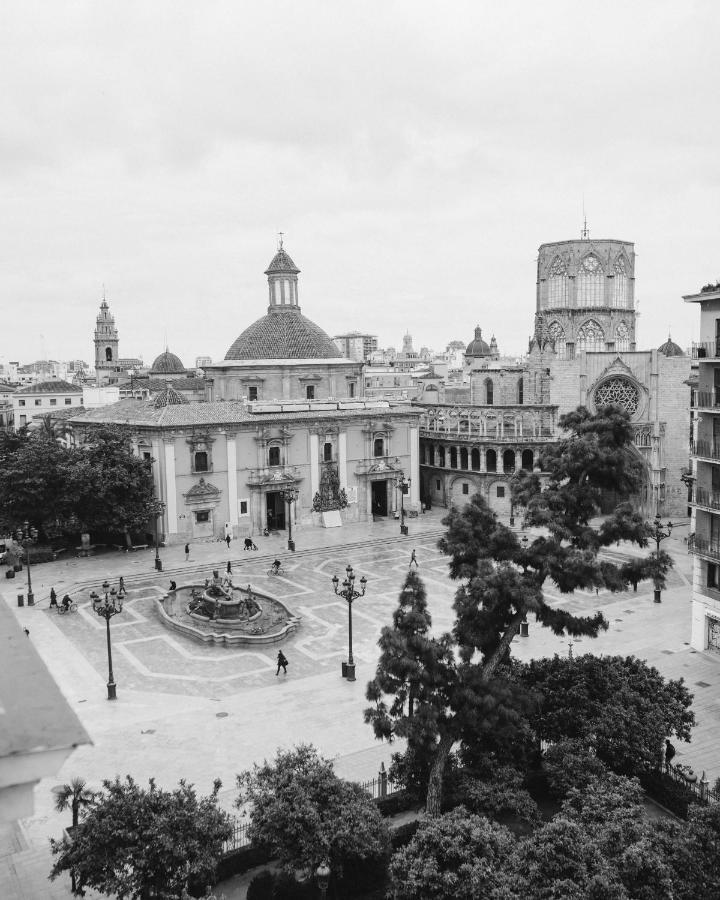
[264,249,300,274]
[225,308,342,360]
[16,380,82,394]
[153,384,189,408]
[70,399,419,429]
[150,350,185,374]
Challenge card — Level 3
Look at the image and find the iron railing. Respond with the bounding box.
[691,440,720,460]
[692,341,720,360]
[688,534,720,561]
[691,487,720,510]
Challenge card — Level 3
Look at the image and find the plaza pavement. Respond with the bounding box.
[1,511,718,898]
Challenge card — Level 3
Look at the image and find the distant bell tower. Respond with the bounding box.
[94,296,120,385]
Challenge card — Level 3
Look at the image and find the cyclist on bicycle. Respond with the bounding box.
[62,594,72,612]
[272,559,282,575]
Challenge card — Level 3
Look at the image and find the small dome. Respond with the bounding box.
[153,383,188,408]
[658,335,685,357]
[225,308,341,360]
[150,349,185,374]
[466,326,492,357]
[265,249,300,275]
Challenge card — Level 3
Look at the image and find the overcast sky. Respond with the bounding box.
[1,1,718,367]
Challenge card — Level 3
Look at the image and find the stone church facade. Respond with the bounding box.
[420,235,691,518]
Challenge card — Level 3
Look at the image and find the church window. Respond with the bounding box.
[486,449,497,472]
[195,510,210,524]
[436,479,441,490]
[577,254,605,307]
[471,448,480,470]
[194,451,208,472]
[595,377,640,415]
[615,321,630,351]
[517,378,524,404]
[105,347,113,361]
[547,256,568,308]
[460,447,468,469]
[306,385,315,400]
[450,447,457,468]
[497,486,505,498]
[485,378,494,405]
[577,320,605,352]
[612,255,629,308]
[374,437,385,457]
[324,442,333,462]
[503,450,515,473]
[438,447,445,467]
[268,445,281,467]
[248,386,258,401]
[462,483,469,494]
[349,382,356,398]
[522,449,534,470]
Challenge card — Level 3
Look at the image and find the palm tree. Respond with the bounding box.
[53,777,97,828]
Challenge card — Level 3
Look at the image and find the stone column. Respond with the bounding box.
[164,440,177,534]
[310,432,320,499]
[226,434,238,526]
[339,431,348,491]
[409,426,420,505]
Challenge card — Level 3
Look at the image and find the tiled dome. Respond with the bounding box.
[265,249,300,275]
[466,326,492,357]
[658,335,685,357]
[225,308,341,360]
[150,350,185,374]
[153,383,188,408]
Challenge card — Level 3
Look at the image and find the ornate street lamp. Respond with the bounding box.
[90,580,124,700]
[331,565,367,682]
[16,522,39,606]
[316,860,330,899]
[394,461,410,536]
[154,501,166,572]
[279,486,299,552]
[648,514,673,603]
[520,535,529,636]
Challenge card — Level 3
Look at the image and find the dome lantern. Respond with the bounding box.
[265,234,301,311]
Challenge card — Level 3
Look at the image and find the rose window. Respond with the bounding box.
[595,377,640,415]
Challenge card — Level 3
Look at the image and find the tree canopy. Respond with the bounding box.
[49,775,232,898]
[0,425,161,540]
[236,744,389,878]
[520,654,695,775]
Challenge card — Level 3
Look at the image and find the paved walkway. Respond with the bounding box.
[1,512,717,898]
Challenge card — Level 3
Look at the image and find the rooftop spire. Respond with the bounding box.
[278,231,284,251]
[581,198,589,240]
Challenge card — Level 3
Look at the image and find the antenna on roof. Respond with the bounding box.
[278,231,284,251]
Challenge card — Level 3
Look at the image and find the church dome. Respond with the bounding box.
[466,326,492,357]
[225,242,341,360]
[153,383,188,408]
[150,349,185,374]
[658,335,685,357]
[225,308,341,360]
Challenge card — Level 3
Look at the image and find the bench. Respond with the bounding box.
[130,544,149,551]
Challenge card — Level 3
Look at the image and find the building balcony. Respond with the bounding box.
[688,534,720,562]
[419,429,556,444]
[691,440,720,462]
[246,465,303,487]
[691,487,720,512]
[695,391,720,411]
[692,341,720,360]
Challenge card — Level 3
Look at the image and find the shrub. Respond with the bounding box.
[543,739,609,799]
[246,869,275,900]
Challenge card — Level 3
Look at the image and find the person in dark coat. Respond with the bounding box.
[185,543,190,561]
[49,587,58,609]
[169,580,177,591]
[665,739,676,771]
[276,651,288,676]
[227,560,232,575]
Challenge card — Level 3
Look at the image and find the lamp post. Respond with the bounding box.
[509,498,515,528]
[520,535,529,636]
[90,580,124,700]
[316,860,330,899]
[648,514,673,603]
[332,565,367,682]
[16,522,39,606]
[280,486,299,552]
[394,461,410,536]
[154,501,166,572]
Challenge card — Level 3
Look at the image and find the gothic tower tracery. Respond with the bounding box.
[94,297,120,384]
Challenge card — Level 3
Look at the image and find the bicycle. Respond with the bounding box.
[58,601,78,614]
[267,566,286,577]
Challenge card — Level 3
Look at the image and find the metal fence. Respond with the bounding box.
[666,761,719,805]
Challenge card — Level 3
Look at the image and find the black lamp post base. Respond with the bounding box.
[154,557,163,571]
[344,662,356,682]
[400,525,408,536]
[288,539,295,552]
[654,589,662,603]
[520,620,529,637]
[107,682,117,700]
[27,592,34,606]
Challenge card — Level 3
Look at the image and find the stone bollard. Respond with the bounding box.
[700,771,709,802]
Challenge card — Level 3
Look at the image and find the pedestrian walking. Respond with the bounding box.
[185,542,190,561]
[225,534,231,549]
[227,560,232,575]
[665,739,676,772]
[24,628,30,637]
[49,587,58,610]
[244,537,252,551]
[118,576,126,598]
[276,650,288,676]
[410,549,418,568]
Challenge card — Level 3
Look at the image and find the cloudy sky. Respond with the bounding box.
[1,1,718,367]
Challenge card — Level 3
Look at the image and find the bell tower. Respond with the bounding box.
[94,296,120,385]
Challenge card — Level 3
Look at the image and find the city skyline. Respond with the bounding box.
[2,2,718,364]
